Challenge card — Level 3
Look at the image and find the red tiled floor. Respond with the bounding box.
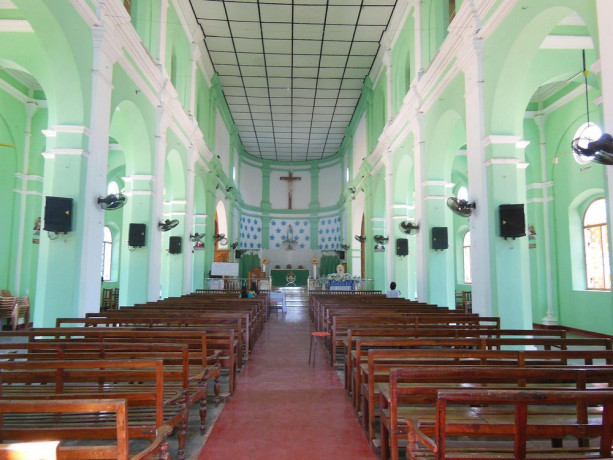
[199,302,376,460]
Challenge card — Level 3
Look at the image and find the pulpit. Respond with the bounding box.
[249,267,267,290]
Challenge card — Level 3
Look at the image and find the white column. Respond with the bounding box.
[157,0,169,68]
[384,156,394,284]
[148,110,168,301]
[78,24,118,316]
[188,43,200,117]
[534,115,557,325]
[596,0,613,256]
[459,37,492,317]
[183,153,196,294]
[412,113,428,301]
[412,0,424,78]
[383,50,393,124]
[13,101,38,294]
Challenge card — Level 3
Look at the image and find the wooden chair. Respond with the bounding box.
[101,288,114,312]
[462,291,472,313]
[0,296,16,330]
[14,297,30,329]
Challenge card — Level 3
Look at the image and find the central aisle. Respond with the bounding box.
[199,294,377,460]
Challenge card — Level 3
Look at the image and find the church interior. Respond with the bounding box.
[0,0,612,458]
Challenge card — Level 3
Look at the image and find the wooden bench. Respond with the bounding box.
[0,328,230,395]
[0,341,218,434]
[329,314,501,364]
[0,359,189,459]
[406,389,613,459]
[361,348,613,446]
[343,327,569,394]
[381,366,613,460]
[0,398,172,459]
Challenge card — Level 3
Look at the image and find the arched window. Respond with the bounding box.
[573,122,602,165]
[107,181,120,196]
[101,227,112,281]
[463,231,472,284]
[583,198,610,290]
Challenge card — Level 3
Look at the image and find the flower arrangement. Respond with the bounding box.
[262,259,269,265]
[311,258,320,264]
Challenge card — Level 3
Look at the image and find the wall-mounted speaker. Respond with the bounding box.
[128,223,146,247]
[338,250,346,260]
[169,236,182,254]
[500,204,526,238]
[396,238,408,256]
[431,227,448,250]
[235,249,243,259]
[43,196,73,233]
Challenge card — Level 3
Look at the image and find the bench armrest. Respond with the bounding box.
[132,424,173,460]
[405,417,436,451]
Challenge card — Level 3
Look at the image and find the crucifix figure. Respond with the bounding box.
[280,170,301,209]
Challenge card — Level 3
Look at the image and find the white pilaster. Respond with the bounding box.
[183,152,196,294]
[596,0,613,264]
[78,23,118,316]
[534,115,557,325]
[148,110,169,301]
[460,36,492,317]
[412,113,428,301]
[384,156,394,284]
[13,101,38,295]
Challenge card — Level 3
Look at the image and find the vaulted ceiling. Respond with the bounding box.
[189,0,398,162]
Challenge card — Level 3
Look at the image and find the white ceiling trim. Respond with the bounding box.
[540,35,594,50]
[0,19,33,33]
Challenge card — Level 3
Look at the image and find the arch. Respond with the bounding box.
[215,200,229,250]
[109,100,153,176]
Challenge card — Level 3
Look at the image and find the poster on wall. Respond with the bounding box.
[211,262,239,277]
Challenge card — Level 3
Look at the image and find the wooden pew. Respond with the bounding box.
[0,341,217,433]
[0,359,189,459]
[328,314,501,364]
[361,348,613,446]
[406,389,613,460]
[60,314,247,366]
[0,399,172,460]
[382,366,613,460]
[0,328,231,395]
[343,327,569,394]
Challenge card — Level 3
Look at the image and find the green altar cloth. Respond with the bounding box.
[270,269,310,287]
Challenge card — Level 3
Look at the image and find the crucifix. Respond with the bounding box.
[280,171,301,209]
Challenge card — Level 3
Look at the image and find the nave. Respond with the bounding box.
[200,288,375,460]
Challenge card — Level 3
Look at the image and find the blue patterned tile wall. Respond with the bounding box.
[318,216,341,249]
[239,216,262,249]
[269,219,310,249]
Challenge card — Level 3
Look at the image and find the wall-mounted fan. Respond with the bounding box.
[341,243,350,250]
[190,233,204,242]
[159,219,179,232]
[373,235,389,245]
[213,233,228,245]
[571,132,613,166]
[354,235,366,244]
[399,221,419,234]
[447,197,476,217]
[230,241,239,250]
[97,193,127,210]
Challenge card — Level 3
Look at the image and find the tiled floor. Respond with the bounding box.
[198,289,376,460]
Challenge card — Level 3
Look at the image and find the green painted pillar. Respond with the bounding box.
[119,175,154,307]
[309,164,320,212]
[483,139,532,329]
[261,165,272,213]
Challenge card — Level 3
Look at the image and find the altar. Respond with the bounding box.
[270,269,310,287]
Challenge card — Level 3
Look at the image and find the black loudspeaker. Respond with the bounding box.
[338,250,346,260]
[396,238,408,256]
[500,204,526,238]
[432,227,448,250]
[235,250,243,259]
[169,236,182,254]
[43,196,73,233]
[128,223,146,247]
